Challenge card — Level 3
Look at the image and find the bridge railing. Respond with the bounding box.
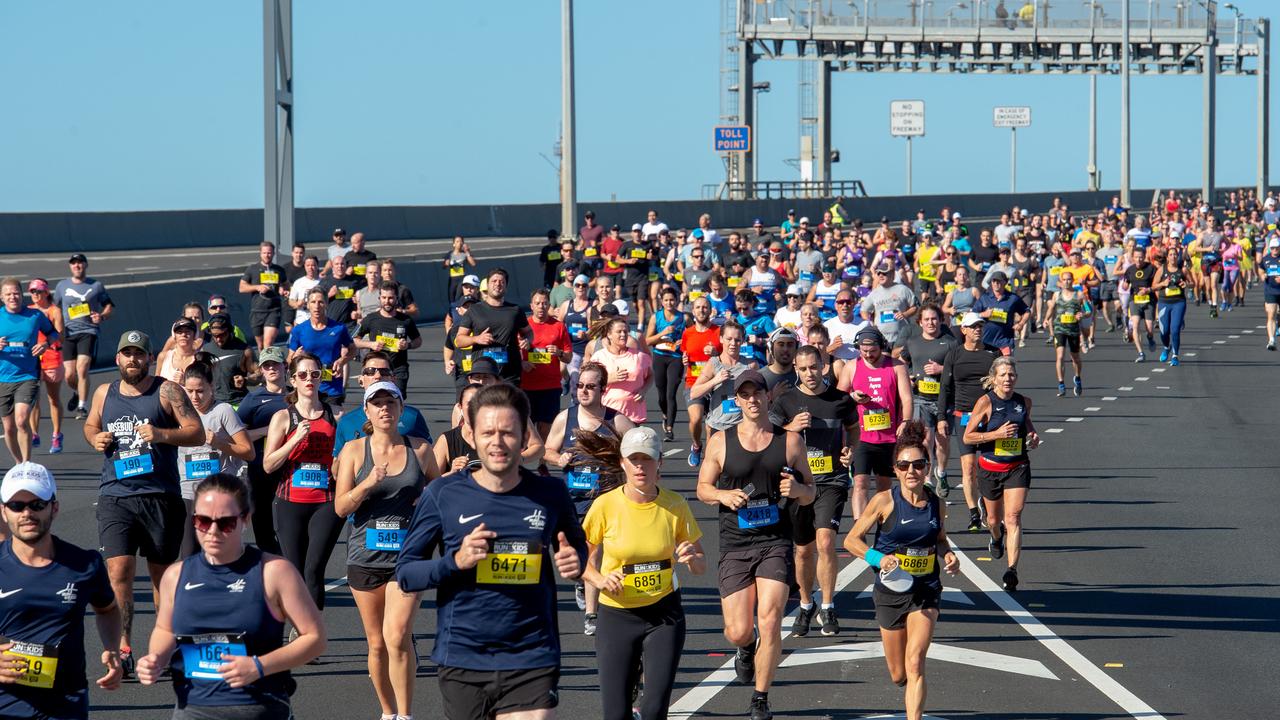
[702,179,869,200]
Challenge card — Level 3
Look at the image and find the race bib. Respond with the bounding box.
[336,287,355,300]
[366,519,405,552]
[1059,313,1078,325]
[177,633,247,680]
[376,334,402,352]
[568,323,586,340]
[879,311,896,324]
[862,409,891,432]
[989,308,1009,324]
[68,303,91,320]
[321,368,334,381]
[450,265,465,277]
[720,398,740,415]
[460,355,473,372]
[352,265,366,276]
[1165,286,1182,297]
[1049,266,1062,276]
[631,249,648,259]
[737,499,779,529]
[547,251,562,262]
[673,272,684,282]
[528,349,553,364]
[566,469,599,492]
[994,438,1023,457]
[584,247,598,257]
[5,641,58,689]
[894,547,936,577]
[185,451,220,481]
[943,283,957,293]
[259,271,279,285]
[1133,293,1150,305]
[648,271,659,282]
[477,540,542,585]
[806,450,833,475]
[114,448,154,479]
[482,348,509,365]
[917,378,940,395]
[291,462,328,489]
[689,362,703,377]
[799,270,815,282]
[622,560,673,601]
[727,277,740,288]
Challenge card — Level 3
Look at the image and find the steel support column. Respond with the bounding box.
[263,0,294,252]
[739,41,755,199]
[1119,0,1130,207]
[1258,18,1270,201]
[560,0,577,240]
[1203,37,1217,205]
[1088,75,1099,191]
[815,61,832,189]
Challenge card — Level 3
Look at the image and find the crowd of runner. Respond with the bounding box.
[0,189,1276,720]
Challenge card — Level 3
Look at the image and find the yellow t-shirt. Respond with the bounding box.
[582,486,702,610]
[915,245,940,282]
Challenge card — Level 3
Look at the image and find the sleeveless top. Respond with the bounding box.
[170,546,289,707]
[276,404,337,503]
[1160,268,1187,304]
[442,425,478,467]
[977,390,1029,468]
[564,297,591,354]
[872,485,942,592]
[651,309,685,358]
[158,350,192,384]
[705,357,751,432]
[1051,293,1084,336]
[813,279,841,312]
[718,426,792,551]
[348,437,427,568]
[850,356,901,445]
[949,287,977,318]
[562,407,620,498]
[839,247,864,282]
[100,379,181,497]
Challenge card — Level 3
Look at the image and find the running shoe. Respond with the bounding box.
[1268,341,1277,351]
[734,641,757,685]
[1170,356,1180,366]
[1210,305,1219,318]
[1017,338,1026,348]
[1044,336,1054,346]
[989,523,1007,559]
[584,613,597,636]
[1159,348,1170,362]
[935,471,951,499]
[1073,376,1082,397]
[966,510,983,533]
[1147,334,1156,353]
[1134,352,1145,363]
[1057,382,1066,398]
[1002,568,1019,592]
[792,605,816,637]
[119,648,135,680]
[663,424,675,442]
[31,434,39,448]
[50,432,63,454]
[819,608,840,637]
[1088,339,1096,350]
[66,392,79,412]
[749,695,773,720]
[687,446,701,468]
[574,582,586,611]
[75,406,87,420]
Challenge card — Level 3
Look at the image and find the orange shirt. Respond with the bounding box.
[30,303,61,369]
[1062,264,1099,289]
[679,325,721,387]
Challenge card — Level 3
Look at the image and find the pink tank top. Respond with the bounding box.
[851,356,900,445]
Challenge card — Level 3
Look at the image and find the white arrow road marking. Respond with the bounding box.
[780,640,1058,680]
[856,584,975,605]
[953,546,1166,719]
[663,448,684,457]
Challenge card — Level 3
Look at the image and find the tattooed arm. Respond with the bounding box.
[157,379,206,447]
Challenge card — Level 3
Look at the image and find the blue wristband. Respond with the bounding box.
[864,549,886,569]
[251,656,265,680]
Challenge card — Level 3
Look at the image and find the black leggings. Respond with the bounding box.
[247,465,281,555]
[596,592,686,720]
[272,498,344,610]
[652,354,683,428]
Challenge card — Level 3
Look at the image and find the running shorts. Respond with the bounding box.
[977,462,1032,501]
[1053,333,1081,353]
[97,493,186,564]
[853,441,895,477]
[0,379,38,416]
[250,309,283,336]
[912,397,942,426]
[63,332,98,360]
[347,564,396,592]
[717,545,794,598]
[523,388,561,425]
[438,665,560,720]
[873,582,942,630]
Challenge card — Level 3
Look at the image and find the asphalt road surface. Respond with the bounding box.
[17,300,1278,720]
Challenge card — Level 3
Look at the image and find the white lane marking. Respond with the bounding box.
[1157,386,1171,390]
[127,266,159,271]
[324,577,349,592]
[1243,329,1255,334]
[953,546,1167,719]
[1118,386,1133,391]
[780,640,1057,680]
[857,584,975,606]
[1151,368,1166,373]
[1066,417,1083,423]
[1184,353,1197,357]
[663,448,684,457]
[1084,407,1100,412]
[1213,340,1227,344]
[1229,335,1241,339]
[1043,428,1064,433]
[668,559,870,719]
[1102,396,1117,401]
[1135,377,1149,382]
[109,272,242,289]
[1258,325,1267,329]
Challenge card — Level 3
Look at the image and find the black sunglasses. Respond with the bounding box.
[361,367,393,377]
[894,459,930,472]
[194,514,242,534]
[3,499,50,513]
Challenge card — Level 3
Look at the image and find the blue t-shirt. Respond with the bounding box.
[51,278,111,338]
[0,307,56,383]
[0,537,114,720]
[287,320,353,397]
[236,386,289,473]
[735,312,776,364]
[950,238,972,257]
[332,404,433,457]
[972,292,1029,348]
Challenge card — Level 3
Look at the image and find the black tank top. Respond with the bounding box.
[564,298,591,353]
[443,426,478,468]
[563,407,618,497]
[978,390,1029,464]
[100,378,180,497]
[718,426,791,551]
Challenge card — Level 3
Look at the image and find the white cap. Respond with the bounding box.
[362,380,402,405]
[1266,197,1277,208]
[960,311,985,328]
[1,462,56,502]
[784,283,802,296]
[799,216,810,224]
[573,274,591,285]
[1269,238,1280,249]
[619,426,662,459]
[462,274,480,287]
[631,223,643,231]
[952,212,962,220]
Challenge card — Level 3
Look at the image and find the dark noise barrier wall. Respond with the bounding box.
[1,189,1158,255]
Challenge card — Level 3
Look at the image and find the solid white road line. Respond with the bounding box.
[1043,428,1064,433]
[324,577,349,592]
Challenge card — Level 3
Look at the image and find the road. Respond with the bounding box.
[19,301,1277,720]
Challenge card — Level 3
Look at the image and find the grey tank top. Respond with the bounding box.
[347,436,427,568]
[949,287,977,318]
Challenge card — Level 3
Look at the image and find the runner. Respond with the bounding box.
[334,381,438,720]
[734,288,777,367]
[286,255,322,330]
[696,369,813,720]
[860,263,918,347]
[758,327,798,399]
[1153,248,1190,364]
[521,288,572,456]
[54,253,113,419]
[1,277,58,464]
[1122,247,1158,362]
[432,384,481,475]
[590,317,653,426]
[156,318,200,385]
[83,330,203,676]
[690,322,755,437]
[822,289,869,378]
[576,425,705,720]
[287,288,354,408]
[962,357,1040,592]
[238,241,290,351]
[971,273,1030,356]
[896,304,957,494]
[282,242,307,285]
[443,236,477,301]
[938,313,998,533]
[378,260,419,318]
[844,422,959,720]
[679,297,721,467]
[236,345,290,555]
[354,260,384,326]
[344,233,377,278]
[261,352,344,614]
[0,462,123,720]
[940,267,979,327]
[354,282,423,395]
[838,326,913,522]
[1044,272,1085,397]
[318,256,362,332]
[455,268,534,387]
[644,286,686,441]
[396,383,588,720]
[770,346,857,637]
[136,473,325,718]
[202,313,256,408]
[24,279,64,454]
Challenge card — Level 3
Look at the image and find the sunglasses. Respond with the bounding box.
[835,298,854,305]
[576,382,599,391]
[208,304,227,310]
[194,514,241,534]
[294,370,322,380]
[361,367,393,377]
[893,459,930,472]
[3,499,50,513]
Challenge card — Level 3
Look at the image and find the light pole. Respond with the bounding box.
[1120,0,1131,207]
[1223,3,1242,51]
[752,81,771,188]
[944,2,968,28]
[560,0,577,241]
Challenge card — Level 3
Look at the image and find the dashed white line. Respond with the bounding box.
[1084,407,1101,412]
[1101,396,1117,401]
[1044,428,1064,433]
[1157,385,1171,389]
[1214,340,1227,345]
[1066,417,1084,423]
[662,448,684,457]
[1185,352,1197,357]
[1135,377,1149,382]
[1118,386,1133,391]
[1243,329,1255,334]
[1229,335,1241,339]
[1152,368,1166,373]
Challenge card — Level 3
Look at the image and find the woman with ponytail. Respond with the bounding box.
[844,420,959,720]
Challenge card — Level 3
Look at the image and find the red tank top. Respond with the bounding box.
[276,404,337,503]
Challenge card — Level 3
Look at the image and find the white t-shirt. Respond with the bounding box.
[774,306,802,329]
[641,221,669,238]
[288,276,322,325]
[824,316,869,360]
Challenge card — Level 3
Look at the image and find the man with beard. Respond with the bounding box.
[82,331,203,677]
[202,313,256,407]
[456,268,534,386]
[0,463,124,719]
[354,282,423,395]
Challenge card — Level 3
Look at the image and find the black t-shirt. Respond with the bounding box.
[1125,262,1156,294]
[356,311,422,372]
[344,249,378,278]
[539,243,565,286]
[318,275,362,324]
[458,300,530,381]
[770,385,857,485]
[395,284,416,313]
[283,261,308,284]
[242,262,288,311]
[897,330,958,400]
[969,243,1000,272]
[619,240,652,282]
[759,365,797,395]
[723,249,754,274]
[205,337,254,404]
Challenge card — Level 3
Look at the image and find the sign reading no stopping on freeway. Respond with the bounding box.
[890,100,925,137]
[993,106,1032,128]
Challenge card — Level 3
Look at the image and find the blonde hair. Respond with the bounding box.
[981,356,1018,390]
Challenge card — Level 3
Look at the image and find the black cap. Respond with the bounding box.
[171,318,197,334]
[988,271,1009,285]
[733,369,767,394]
[69,253,87,264]
[584,210,595,218]
[467,357,501,377]
[610,224,621,231]
[333,227,345,236]
[207,312,232,328]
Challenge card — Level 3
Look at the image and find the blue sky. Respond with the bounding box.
[2,0,1276,212]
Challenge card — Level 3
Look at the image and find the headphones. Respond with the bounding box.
[854,325,889,351]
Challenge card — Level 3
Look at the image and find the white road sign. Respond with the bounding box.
[994,105,1032,128]
[890,100,926,137]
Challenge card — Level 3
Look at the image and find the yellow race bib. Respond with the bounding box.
[376,334,401,352]
[895,547,936,577]
[1165,286,1182,297]
[321,368,334,381]
[917,379,940,395]
[621,561,673,601]
[1133,293,1150,305]
[585,248,598,257]
[5,641,58,689]
[689,362,703,377]
[989,308,1009,324]
[943,283,957,293]
[460,355,473,372]
[726,277,740,288]
[1059,313,1078,325]
[476,541,542,585]
[528,350,553,365]
[259,271,279,285]
[68,303,90,320]
[688,290,705,300]
[547,251,562,262]
[806,450,833,474]
[631,249,648,259]
[994,438,1023,457]
[336,287,354,300]
[353,265,366,276]
[862,409,891,432]
[450,265,465,277]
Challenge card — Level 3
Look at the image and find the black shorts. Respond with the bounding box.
[801,483,849,539]
[64,332,98,360]
[717,544,794,598]
[250,308,283,335]
[1129,300,1155,319]
[685,385,708,409]
[1053,333,1081,353]
[950,414,979,456]
[978,462,1032,501]
[1265,292,1280,306]
[873,582,942,630]
[438,664,560,720]
[347,564,396,592]
[623,277,649,301]
[0,379,38,417]
[97,493,186,563]
[523,388,561,425]
[853,441,895,477]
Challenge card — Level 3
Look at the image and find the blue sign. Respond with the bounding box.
[714,126,751,153]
